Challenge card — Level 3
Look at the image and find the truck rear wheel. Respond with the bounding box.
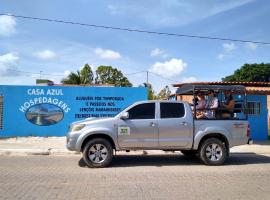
[199,138,227,166]
[83,138,113,168]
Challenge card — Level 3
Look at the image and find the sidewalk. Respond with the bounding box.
[0,136,270,156]
[0,137,71,155]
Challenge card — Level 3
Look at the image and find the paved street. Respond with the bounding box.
[1,153,270,200]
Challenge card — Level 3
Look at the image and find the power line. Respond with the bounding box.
[124,70,177,83]
[148,71,179,83]
[6,68,64,77]
[7,68,178,84]
[124,70,146,76]
[1,13,270,45]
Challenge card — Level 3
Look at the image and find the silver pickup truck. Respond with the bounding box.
[67,99,250,168]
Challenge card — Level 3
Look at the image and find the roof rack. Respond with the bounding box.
[176,84,246,95]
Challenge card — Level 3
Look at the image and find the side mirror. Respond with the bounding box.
[120,112,129,120]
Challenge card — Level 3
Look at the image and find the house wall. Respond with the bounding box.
[246,95,268,140]
[267,95,270,137]
[0,85,147,137]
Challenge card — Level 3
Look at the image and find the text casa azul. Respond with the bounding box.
[18,88,71,126]
[19,89,71,113]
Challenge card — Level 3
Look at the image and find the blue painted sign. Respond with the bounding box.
[0,85,147,137]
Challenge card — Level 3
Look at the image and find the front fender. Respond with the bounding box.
[75,127,118,151]
[193,126,232,150]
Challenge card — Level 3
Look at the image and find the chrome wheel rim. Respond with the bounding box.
[205,143,223,161]
[88,144,108,164]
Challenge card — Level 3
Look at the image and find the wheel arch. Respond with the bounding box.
[197,133,230,156]
[80,133,116,152]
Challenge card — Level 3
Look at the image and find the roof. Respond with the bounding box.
[51,84,114,87]
[173,81,270,87]
[244,87,270,95]
[176,84,246,95]
[173,82,270,95]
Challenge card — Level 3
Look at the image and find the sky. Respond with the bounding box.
[0,0,270,93]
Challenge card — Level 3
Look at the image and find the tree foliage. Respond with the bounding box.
[222,63,270,82]
[95,66,132,87]
[61,64,94,84]
[140,83,156,100]
[62,64,132,87]
[61,70,81,84]
[156,85,171,100]
[80,64,94,84]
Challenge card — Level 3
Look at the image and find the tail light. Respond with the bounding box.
[246,123,250,138]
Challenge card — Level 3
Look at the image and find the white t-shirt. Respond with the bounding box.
[205,97,218,118]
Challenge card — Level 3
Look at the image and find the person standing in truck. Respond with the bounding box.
[204,90,218,119]
[196,93,206,110]
[221,91,235,118]
[194,93,206,118]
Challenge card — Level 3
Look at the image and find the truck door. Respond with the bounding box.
[158,102,193,148]
[117,102,159,148]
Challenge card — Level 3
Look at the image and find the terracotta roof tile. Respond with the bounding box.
[172,81,270,87]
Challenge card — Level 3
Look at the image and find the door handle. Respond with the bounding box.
[233,123,244,128]
[180,122,188,126]
[234,123,244,126]
[149,122,156,127]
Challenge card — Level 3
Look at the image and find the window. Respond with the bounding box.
[160,103,185,118]
[0,95,3,129]
[128,103,155,119]
[245,102,261,115]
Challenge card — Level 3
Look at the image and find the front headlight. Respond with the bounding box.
[70,124,86,132]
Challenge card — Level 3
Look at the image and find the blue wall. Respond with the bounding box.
[247,95,268,140]
[0,85,147,137]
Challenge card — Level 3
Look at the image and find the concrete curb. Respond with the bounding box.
[0,148,79,156]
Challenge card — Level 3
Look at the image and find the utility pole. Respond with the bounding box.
[39,71,43,80]
[146,70,149,86]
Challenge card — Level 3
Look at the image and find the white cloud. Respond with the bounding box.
[182,76,197,83]
[245,42,257,50]
[0,15,16,36]
[64,70,71,76]
[149,58,187,78]
[217,54,225,60]
[150,48,168,58]
[223,42,236,52]
[217,42,237,60]
[0,53,20,76]
[108,0,253,27]
[35,50,57,60]
[95,48,121,60]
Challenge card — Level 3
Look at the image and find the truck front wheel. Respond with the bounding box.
[83,138,113,168]
[199,138,227,166]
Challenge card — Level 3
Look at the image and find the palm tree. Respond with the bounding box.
[61,64,94,84]
[61,70,81,84]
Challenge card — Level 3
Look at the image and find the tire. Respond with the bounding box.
[181,150,198,158]
[199,138,227,166]
[83,138,113,168]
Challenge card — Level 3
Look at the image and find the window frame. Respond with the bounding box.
[159,102,185,119]
[126,102,156,120]
[245,101,261,116]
